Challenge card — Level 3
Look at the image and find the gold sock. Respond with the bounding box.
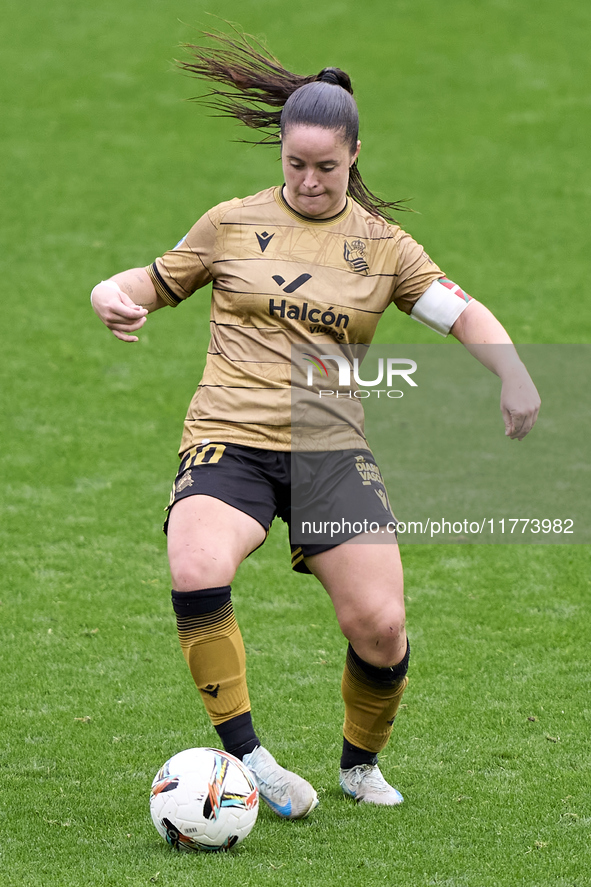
[341,643,408,753]
[172,587,251,726]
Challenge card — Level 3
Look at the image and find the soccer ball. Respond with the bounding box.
[150,747,259,852]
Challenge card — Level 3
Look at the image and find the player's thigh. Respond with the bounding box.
[167,494,267,591]
[305,538,405,664]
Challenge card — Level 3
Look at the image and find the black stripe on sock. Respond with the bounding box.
[171,586,232,616]
[215,711,260,760]
[341,737,378,770]
[348,638,410,686]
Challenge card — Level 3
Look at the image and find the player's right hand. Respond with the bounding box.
[90,280,148,342]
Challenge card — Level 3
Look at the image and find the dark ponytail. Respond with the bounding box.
[178,30,408,221]
[316,67,353,91]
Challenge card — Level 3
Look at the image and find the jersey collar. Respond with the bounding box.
[275,186,352,226]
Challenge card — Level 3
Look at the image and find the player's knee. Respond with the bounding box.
[372,607,406,665]
[341,603,406,668]
[169,548,238,591]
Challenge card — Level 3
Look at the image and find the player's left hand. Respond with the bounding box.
[500,366,540,440]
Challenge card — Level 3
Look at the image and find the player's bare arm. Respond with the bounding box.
[450,299,541,440]
[90,267,166,342]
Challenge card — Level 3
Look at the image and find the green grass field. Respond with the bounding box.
[1,1,590,885]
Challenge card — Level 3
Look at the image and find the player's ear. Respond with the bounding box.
[351,139,361,165]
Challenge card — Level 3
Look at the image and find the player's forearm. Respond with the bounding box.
[91,267,165,343]
[108,267,166,312]
[450,299,523,380]
[451,299,540,438]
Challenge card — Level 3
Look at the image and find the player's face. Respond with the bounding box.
[281,125,361,219]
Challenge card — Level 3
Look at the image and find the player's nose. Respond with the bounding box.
[302,168,319,189]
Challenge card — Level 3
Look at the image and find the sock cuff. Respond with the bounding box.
[341,737,378,770]
[215,712,260,759]
[347,637,410,686]
[171,586,232,617]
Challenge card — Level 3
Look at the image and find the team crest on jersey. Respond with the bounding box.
[344,239,369,275]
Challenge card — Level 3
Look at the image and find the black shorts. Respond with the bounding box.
[165,442,397,574]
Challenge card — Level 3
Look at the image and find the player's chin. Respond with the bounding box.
[296,194,329,217]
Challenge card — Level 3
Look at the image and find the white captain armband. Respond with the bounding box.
[410,278,473,336]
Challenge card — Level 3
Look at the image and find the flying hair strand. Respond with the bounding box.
[177,29,411,221]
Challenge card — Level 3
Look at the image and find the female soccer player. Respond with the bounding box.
[91,32,539,819]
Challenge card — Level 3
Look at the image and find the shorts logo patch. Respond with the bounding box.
[344,239,369,275]
[175,471,194,494]
[354,456,384,486]
[375,488,389,511]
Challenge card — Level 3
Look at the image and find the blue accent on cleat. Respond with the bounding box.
[264,797,292,817]
[243,746,318,820]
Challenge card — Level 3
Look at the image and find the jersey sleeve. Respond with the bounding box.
[389,229,444,314]
[146,209,218,307]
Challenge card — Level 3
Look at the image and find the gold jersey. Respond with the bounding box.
[147,186,443,452]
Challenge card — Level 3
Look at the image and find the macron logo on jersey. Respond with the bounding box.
[256,231,275,252]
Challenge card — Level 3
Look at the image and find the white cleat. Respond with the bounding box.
[339,763,404,806]
[243,745,319,820]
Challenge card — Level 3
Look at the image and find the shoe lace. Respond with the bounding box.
[352,764,388,792]
[365,767,389,790]
[253,761,291,799]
